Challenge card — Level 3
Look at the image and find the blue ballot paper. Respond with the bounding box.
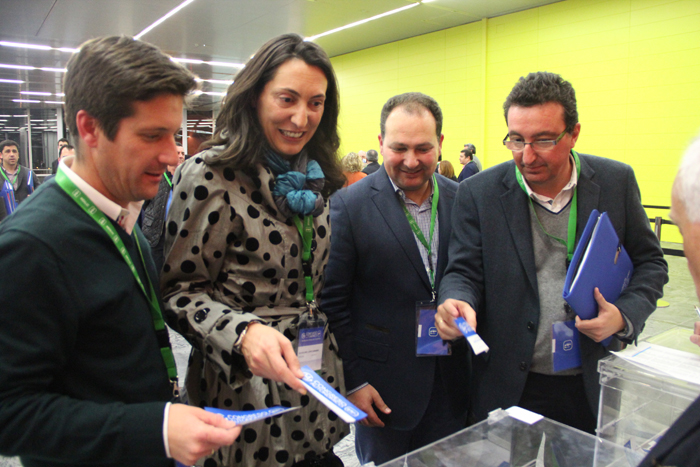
[563,210,633,346]
[204,406,300,425]
[299,365,367,423]
[454,317,489,355]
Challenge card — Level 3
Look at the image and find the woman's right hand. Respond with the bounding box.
[240,322,307,394]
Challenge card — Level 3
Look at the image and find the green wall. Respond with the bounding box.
[331,0,700,243]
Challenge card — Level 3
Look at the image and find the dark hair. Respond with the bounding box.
[460,148,473,160]
[503,71,578,133]
[366,149,379,162]
[202,34,344,198]
[380,92,442,139]
[464,143,476,155]
[0,140,19,153]
[64,36,197,152]
[439,160,455,179]
[58,137,70,146]
[59,144,75,157]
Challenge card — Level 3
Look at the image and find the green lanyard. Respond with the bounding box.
[55,166,179,391]
[0,165,19,186]
[400,174,440,291]
[515,150,580,263]
[164,172,172,187]
[293,214,315,303]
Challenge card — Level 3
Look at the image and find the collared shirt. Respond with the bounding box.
[520,155,578,214]
[59,159,171,457]
[388,175,439,289]
[60,159,143,234]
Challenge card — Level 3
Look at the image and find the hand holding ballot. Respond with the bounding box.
[574,287,626,342]
[436,299,478,341]
[240,322,307,395]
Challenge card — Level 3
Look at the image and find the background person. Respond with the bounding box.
[341,151,367,187]
[361,149,380,175]
[52,137,70,174]
[457,146,478,182]
[161,34,348,467]
[141,143,185,272]
[0,140,41,222]
[438,159,457,182]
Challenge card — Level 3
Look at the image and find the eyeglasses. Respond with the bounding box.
[503,129,567,151]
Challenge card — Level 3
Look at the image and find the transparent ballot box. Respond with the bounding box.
[378,408,640,467]
[597,352,700,452]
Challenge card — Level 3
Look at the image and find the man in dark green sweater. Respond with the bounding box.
[0,36,240,467]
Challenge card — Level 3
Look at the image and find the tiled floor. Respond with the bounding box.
[1,248,695,467]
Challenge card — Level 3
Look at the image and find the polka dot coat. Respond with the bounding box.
[161,147,348,466]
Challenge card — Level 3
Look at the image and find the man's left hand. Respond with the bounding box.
[574,287,625,342]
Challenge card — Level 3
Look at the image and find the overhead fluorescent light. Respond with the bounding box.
[135,0,198,39]
[13,99,41,103]
[0,63,66,73]
[172,57,244,69]
[173,58,203,65]
[196,78,234,85]
[305,2,420,41]
[44,101,65,105]
[0,41,51,51]
[0,64,34,70]
[22,92,52,96]
[0,79,23,84]
[192,91,226,97]
[207,61,244,68]
[0,41,78,53]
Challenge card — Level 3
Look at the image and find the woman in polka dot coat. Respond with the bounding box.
[161,34,349,467]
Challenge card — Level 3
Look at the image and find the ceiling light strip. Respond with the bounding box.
[135,0,198,39]
[0,63,66,73]
[305,2,420,42]
[0,41,78,53]
[172,57,244,69]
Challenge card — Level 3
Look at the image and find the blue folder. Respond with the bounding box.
[1,179,16,216]
[563,210,633,344]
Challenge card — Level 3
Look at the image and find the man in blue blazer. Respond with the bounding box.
[322,93,469,465]
[437,72,668,433]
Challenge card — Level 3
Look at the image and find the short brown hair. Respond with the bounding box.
[380,92,443,139]
[503,71,578,133]
[64,36,197,149]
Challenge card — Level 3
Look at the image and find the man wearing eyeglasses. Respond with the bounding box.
[436,71,667,433]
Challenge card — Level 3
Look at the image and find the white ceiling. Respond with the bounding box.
[0,0,562,112]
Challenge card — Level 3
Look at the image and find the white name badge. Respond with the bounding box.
[296,311,326,371]
[299,365,367,423]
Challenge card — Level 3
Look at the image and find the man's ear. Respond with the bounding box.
[75,110,100,149]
